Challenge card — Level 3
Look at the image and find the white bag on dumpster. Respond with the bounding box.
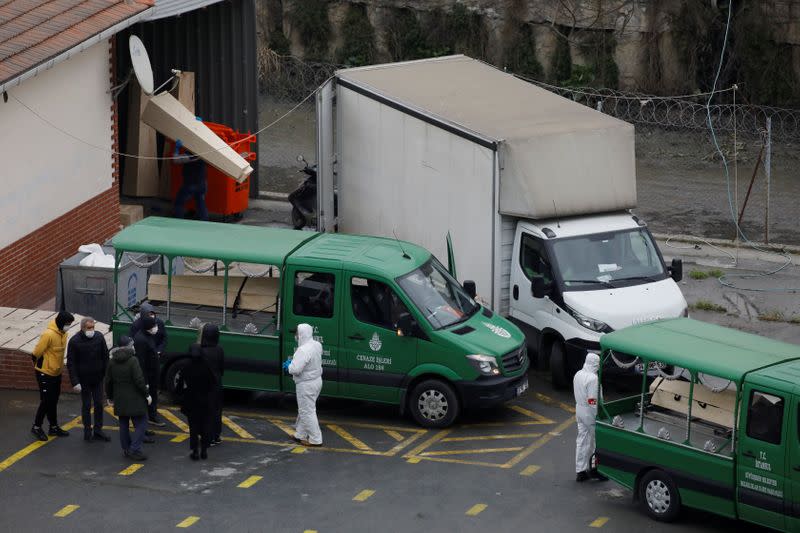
[78,244,115,268]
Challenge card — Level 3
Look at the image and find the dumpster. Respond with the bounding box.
[168,121,256,218]
[55,246,149,324]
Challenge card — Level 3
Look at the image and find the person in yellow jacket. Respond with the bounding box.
[30,311,74,441]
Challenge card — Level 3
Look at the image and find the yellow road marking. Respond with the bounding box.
[54,504,79,517]
[327,424,372,451]
[304,530,318,533]
[176,516,200,528]
[104,406,119,420]
[508,405,554,424]
[590,517,610,528]
[384,430,405,441]
[118,463,144,476]
[292,446,307,454]
[238,475,263,488]
[405,456,510,468]
[0,416,80,474]
[520,465,541,476]
[268,417,297,438]
[384,430,427,457]
[421,447,524,457]
[442,433,541,442]
[534,392,576,413]
[403,429,451,460]
[353,489,375,502]
[503,417,576,469]
[226,409,419,433]
[406,457,421,464]
[466,504,487,516]
[171,434,190,443]
[159,409,189,432]
[222,416,254,439]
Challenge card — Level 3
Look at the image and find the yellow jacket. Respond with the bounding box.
[31,319,68,377]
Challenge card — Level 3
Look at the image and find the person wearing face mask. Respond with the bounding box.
[573,352,608,482]
[30,310,74,441]
[133,315,162,430]
[129,303,167,427]
[67,317,111,442]
[283,323,323,447]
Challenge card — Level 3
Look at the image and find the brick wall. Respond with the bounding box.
[0,38,121,310]
[0,348,75,393]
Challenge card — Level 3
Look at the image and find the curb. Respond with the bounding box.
[258,191,290,201]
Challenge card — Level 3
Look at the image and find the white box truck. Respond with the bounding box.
[313,55,688,387]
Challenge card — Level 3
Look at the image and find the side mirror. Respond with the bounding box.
[395,312,419,338]
[669,258,683,282]
[531,276,550,299]
[462,280,477,299]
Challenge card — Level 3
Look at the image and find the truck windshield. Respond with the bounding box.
[551,228,666,289]
[397,258,479,330]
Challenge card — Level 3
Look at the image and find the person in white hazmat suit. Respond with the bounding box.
[573,352,608,482]
[285,323,323,446]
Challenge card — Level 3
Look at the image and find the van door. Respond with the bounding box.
[509,229,557,340]
[283,267,340,395]
[786,389,800,531]
[341,274,417,403]
[736,384,789,530]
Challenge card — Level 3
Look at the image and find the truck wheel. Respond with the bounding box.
[550,341,570,389]
[291,207,305,229]
[409,379,459,428]
[164,358,189,399]
[639,470,681,522]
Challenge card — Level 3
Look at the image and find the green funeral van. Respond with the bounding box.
[110,217,529,428]
[595,318,800,530]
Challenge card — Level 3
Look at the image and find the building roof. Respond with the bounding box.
[600,318,800,382]
[143,0,224,21]
[0,0,153,88]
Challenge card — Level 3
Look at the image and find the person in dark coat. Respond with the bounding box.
[132,314,165,427]
[128,302,167,427]
[192,324,224,446]
[67,316,110,442]
[105,339,151,461]
[178,340,218,460]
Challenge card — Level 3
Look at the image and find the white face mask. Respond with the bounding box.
[62,324,71,332]
[148,326,158,335]
[84,330,95,338]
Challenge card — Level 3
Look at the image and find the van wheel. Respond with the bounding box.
[550,341,569,389]
[165,359,189,399]
[409,379,459,428]
[639,470,681,522]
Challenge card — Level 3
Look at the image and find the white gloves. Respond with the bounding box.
[146,395,152,405]
[73,384,82,392]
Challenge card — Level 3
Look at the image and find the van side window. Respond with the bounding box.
[746,391,784,445]
[294,272,335,318]
[351,277,409,330]
[520,234,552,283]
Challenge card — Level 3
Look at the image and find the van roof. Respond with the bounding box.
[600,318,800,382]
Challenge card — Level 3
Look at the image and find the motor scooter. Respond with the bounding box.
[288,155,317,229]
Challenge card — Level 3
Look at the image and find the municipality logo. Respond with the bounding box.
[369,332,382,351]
[483,322,511,338]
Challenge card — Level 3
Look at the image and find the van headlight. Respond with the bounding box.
[466,354,501,376]
[566,306,613,333]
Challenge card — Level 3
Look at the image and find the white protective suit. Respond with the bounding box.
[573,352,601,473]
[288,323,324,445]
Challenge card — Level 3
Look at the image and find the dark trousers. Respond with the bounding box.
[119,415,147,453]
[210,386,223,440]
[174,182,209,220]
[188,410,212,452]
[34,371,61,427]
[147,385,159,421]
[80,382,104,431]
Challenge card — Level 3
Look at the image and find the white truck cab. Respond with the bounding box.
[508,212,688,387]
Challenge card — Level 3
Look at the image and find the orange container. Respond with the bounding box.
[167,121,256,218]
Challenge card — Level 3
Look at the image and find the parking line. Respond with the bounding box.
[384,430,427,457]
[403,429,451,461]
[589,517,610,528]
[304,530,318,533]
[503,417,576,469]
[222,416,254,439]
[327,424,372,451]
[176,516,200,528]
[520,465,541,476]
[353,489,375,502]
[159,409,189,433]
[534,392,576,413]
[0,416,80,474]
[104,406,118,420]
[384,430,405,441]
[118,463,144,476]
[291,446,307,454]
[268,417,297,438]
[466,504,487,516]
[508,405,554,424]
[442,433,541,442]
[238,475,263,488]
[421,447,524,457]
[54,504,79,517]
[171,434,190,443]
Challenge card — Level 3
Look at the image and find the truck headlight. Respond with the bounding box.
[466,354,500,376]
[566,306,613,333]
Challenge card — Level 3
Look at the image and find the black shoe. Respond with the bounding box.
[49,426,69,437]
[123,449,130,458]
[145,429,155,436]
[200,449,208,460]
[31,426,48,442]
[128,450,147,461]
[190,451,199,461]
[148,418,166,427]
[208,438,221,447]
[590,469,609,481]
[93,430,111,442]
[84,428,93,441]
[576,471,590,482]
[143,436,155,444]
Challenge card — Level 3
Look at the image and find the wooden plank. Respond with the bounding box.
[147,275,279,311]
[650,377,736,428]
[123,79,159,197]
[159,72,195,199]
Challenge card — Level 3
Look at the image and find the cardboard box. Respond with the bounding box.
[120,204,144,227]
[123,79,159,197]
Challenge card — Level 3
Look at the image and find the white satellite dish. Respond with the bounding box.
[129,35,154,95]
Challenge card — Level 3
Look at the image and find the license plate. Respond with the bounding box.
[516,379,529,396]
